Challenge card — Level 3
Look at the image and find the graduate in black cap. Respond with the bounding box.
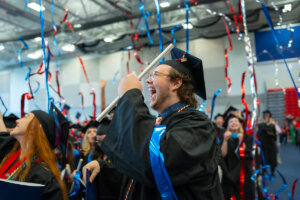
[0,109,68,200]
[258,110,277,175]
[82,120,101,165]
[84,47,223,199]
[220,114,255,200]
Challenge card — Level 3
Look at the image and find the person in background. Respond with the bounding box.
[221,114,255,200]
[281,120,289,144]
[215,113,225,128]
[81,121,100,165]
[258,110,277,176]
[294,117,300,147]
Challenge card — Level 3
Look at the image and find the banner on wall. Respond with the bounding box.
[255,25,300,62]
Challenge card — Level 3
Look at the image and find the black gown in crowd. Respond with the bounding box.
[221,134,255,200]
[257,123,277,171]
[101,89,224,200]
[0,132,64,200]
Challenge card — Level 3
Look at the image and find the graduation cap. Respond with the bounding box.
[161,47,206,99]
[63,104,71,111]
[96,118,111,136]
[82,120,100,133]
[263,110,272,117]
[224,113,244,129]
[70,123,83,131]
[223,106,238,119]
[50,103,69,156]
[3,113,19,128]
[214,113,223,120]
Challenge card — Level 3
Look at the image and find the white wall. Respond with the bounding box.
[0,33,299,121]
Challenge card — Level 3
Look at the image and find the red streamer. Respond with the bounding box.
[78,92,87,121]
[239,71,248,200]
[1,0,5,17]
[55,70,61,97]
[90,89,96,121]
[292,177,299,199]
[69,53,89,83]
[21,93,32,118]
[126,50,131,74]
[224,19,233,94]
[59,8,73,32]
[224,0,240,36]
[238,0,244,31]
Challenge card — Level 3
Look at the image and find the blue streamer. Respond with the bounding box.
[112,71,119,85]
[18,49,23,67]
[259,2,300,101]
[210,89,222,121]
[171,25,180,47]
[32,81,41,97]
[69,171,82,197]
[0,97,8,116]
[39,0,50,111]
[137,4,153,46]
[198,99,206,114]
[25,67,32,81]
[18,36,29,50]
[184,1,189,53]
[24,0,28,10]
[149,126,178,200]
[154,0,164,62]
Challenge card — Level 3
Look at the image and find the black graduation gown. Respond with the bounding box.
[257,123,277,170]
[0,132,16,162]
[221,134,255,200]
[0,132,64,200]
[24,163,64,200]
[102,89,224,200]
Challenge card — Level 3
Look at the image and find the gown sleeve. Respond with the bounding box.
[102,89,220,190]
[0,132,16,161]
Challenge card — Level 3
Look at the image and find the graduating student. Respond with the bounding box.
[84,47,223,199]
[220,114,255,200]
[257,110,277,175]
[0,108,68,200]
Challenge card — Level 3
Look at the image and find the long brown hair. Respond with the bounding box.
[169,68,198,108]
[0,117,68,200]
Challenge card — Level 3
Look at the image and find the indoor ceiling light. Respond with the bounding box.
[74,24,82,28]
[62,44,75,52]
[183,23,193,29]
[28,2,45,12]
[282,3,292,13]
[160,1,170,8]
[104,37,113,43]
[0,45,4,51]
[27,50,43,59]
[34,37,41,42]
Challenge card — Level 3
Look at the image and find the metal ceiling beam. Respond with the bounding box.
[0,1,52,27]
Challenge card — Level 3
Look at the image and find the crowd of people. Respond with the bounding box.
[0,47,296,200]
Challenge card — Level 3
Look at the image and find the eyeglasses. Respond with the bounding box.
[148,71,169,80]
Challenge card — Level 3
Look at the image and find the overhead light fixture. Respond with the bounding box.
[282,3,292,13]
[74,24,82,28]
[28,2,45,12]
[27,49,43,59]
[34,37,41,42]
[0,45,4,51]
[160,1,170,8]
[183,23,193,29]
[104,37,113,43]
[62,44,75,52]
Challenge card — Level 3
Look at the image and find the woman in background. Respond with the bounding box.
[221,114,255,200]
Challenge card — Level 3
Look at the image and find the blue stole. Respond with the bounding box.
[149,126,178,200]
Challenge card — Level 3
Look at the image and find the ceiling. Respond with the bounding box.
[0,0,299,69]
